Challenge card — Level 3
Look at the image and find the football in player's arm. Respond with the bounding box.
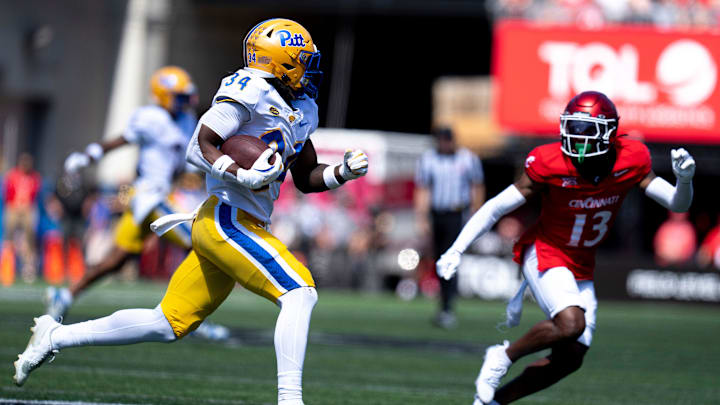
[435,91,695,405]
[191,123,367,193]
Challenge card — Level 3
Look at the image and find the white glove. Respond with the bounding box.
[339,149,368,180]
[85,142,104,161]
[64,152,91,174]
[436,248,462,280]
[234,148,284,189]
[671,148,695,183]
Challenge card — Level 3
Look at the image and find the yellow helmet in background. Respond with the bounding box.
[150,66,196,113]
[244,18,323,99]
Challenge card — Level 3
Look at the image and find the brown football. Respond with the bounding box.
[220,135,275,170]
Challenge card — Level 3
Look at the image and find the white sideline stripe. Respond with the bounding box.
[0,399,134,405]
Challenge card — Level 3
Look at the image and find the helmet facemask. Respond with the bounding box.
[169,92,196,114]
[560,113,617,164]
[298,49,322,99]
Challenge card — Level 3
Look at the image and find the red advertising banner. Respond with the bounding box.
[493,21,720,143]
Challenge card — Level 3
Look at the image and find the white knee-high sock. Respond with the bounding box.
[51,305,176,350]
[275,287,318,405]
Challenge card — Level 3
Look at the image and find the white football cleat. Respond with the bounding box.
[473,397,500,405]
[45,286,72,321]
[433,310,458,329]
[13,315,61,386]
[474,341,511,404]
[191,321,231,341]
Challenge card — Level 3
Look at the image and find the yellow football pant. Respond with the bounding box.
[160,196,315,338]
[114,203,192,253]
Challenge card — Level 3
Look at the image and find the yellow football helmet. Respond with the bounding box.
[150,66,196,113]
[243,18,322,99]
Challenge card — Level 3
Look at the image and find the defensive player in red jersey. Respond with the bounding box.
[436,91,696,405]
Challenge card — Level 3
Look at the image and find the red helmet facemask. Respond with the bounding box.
[560,91,619,163]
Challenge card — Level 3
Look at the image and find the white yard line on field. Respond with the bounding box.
[0,385,251,405]
[0,399,138,405]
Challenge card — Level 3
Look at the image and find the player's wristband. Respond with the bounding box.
[323,165,342,190]
[85,143,104,161]
[211,155,235,180]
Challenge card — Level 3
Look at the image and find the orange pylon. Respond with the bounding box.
[66,238,85,284]
[43,233,65,285]
[1,242,16,286]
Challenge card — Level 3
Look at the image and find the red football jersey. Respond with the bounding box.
[512,137,651,280]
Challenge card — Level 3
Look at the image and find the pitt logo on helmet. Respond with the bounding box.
[277,30,306,47]
[243,18,323,99]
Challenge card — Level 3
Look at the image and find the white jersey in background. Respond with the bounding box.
[198,68,319,223]
[123,105,195,223]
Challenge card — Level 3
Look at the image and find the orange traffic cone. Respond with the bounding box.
[66,238,85,284]
[43,233,65,285]
[1,242,16,286]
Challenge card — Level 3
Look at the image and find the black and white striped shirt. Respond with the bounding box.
[416,148,484,211]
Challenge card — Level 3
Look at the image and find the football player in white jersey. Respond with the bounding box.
[15,19,368,405]
[45,66,227,339]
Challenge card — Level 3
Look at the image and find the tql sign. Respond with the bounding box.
[493,21,720,143]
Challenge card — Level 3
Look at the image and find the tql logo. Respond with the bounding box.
[539,39,717,107]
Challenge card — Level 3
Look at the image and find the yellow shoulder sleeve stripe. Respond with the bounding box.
[214,97,239,104]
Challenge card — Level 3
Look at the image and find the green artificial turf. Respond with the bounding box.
[1,282,718,404]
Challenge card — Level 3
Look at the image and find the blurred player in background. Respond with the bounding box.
[415,127,485,328]
[3,153,43,282]
[435,91,695,404]
[15,18,368,405]
[44,66,228,340]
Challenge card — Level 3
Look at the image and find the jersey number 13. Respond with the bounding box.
[567,211,612,247]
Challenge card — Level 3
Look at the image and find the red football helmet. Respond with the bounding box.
[560,91,619,162]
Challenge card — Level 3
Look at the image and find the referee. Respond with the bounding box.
[415,127,485,328]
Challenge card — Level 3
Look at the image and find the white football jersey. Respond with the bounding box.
[123,105,195,223]
[205,68,319,223]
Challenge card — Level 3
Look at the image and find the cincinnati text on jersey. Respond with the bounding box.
[568,195,621,209]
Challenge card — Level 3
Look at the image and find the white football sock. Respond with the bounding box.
[59,287,73,303]
[275,287,318,404]
[50,305,176,350]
